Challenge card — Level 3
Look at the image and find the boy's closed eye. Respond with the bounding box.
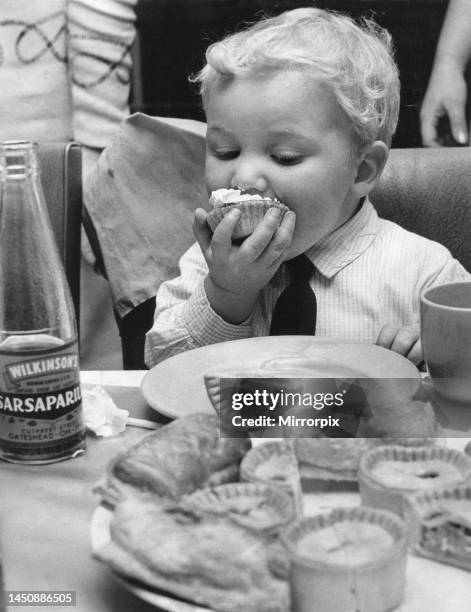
[209,149,303,166]
[271,152,303,166]
[211,149,240,160]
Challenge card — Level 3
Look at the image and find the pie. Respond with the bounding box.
[95,413,250,506]
[294,437,374,481]
[282,506,407,612]
[240,441,303,517]
[404,484,471,572]
[356,396,438,439]
[181,481,294,532]
[294,437,438,482]
[94,495,290,612]
[359,444,471,516]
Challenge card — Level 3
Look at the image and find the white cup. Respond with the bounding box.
[421,282,471,403]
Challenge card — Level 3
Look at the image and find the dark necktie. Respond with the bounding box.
[269,254,317,335]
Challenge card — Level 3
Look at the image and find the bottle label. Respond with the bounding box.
[0,338,84,452]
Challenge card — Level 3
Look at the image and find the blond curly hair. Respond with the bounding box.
[192,8,400,147]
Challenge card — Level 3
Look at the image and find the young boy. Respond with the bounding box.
[145,8,469,367]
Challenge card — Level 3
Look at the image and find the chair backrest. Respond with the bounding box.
[83,114,206,369]
[38,142,82,324]
[371,147,471,272]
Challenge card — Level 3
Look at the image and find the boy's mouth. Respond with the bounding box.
[232,186,279,201]
[237,187,263,196]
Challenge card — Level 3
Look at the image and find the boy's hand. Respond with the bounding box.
[376,324,423,366]
[193,206,295,324]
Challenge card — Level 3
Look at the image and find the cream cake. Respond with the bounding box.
[207,188,289,239]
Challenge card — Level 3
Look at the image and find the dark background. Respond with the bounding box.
[130,0,449,148]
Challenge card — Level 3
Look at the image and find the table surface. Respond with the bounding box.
[1,370,470,612]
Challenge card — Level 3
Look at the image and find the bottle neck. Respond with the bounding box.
[0,140,39,180]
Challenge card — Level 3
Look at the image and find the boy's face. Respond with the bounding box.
[205,71,363,257]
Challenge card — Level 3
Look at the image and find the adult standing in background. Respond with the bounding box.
[0,0,137,176]
[421,0,471,146]
[0,0,137,368]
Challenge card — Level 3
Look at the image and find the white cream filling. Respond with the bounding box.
[209,188,278,208]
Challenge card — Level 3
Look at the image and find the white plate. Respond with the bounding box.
[91,490,471,612]
[141,336,420,419]
[90,505,213,612]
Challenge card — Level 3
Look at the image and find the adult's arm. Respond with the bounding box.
[420,0,471,146]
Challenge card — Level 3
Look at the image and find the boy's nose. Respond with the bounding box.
[231,166,268,193]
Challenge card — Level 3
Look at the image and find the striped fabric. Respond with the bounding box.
[145,199,470,367]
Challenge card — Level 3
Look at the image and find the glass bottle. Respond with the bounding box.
[0,141,85,463]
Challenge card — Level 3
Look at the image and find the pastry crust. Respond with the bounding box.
[404,484,471,572]
[293,437,439,483]
[181,482,294,532]
[282,506,407,612]
[207,189,289,239]
[240,441,303,517]
[295,438,373,481]
[359,445,471,517]
[356,397,438,439]
[94,413,250,506]
[94,496,290,612]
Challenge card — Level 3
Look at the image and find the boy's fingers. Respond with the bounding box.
[239,207,283,261]
[211,208,241,256]
[264,210,296,265]
[376,324,397,349]
[389,327,420,357]
[406,338,423,366]
[376,325,420,359]
[193,208,212,252]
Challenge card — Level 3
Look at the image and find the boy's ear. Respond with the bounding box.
[352,141,389,197]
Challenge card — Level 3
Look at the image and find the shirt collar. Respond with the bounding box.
[304,198,380,279]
